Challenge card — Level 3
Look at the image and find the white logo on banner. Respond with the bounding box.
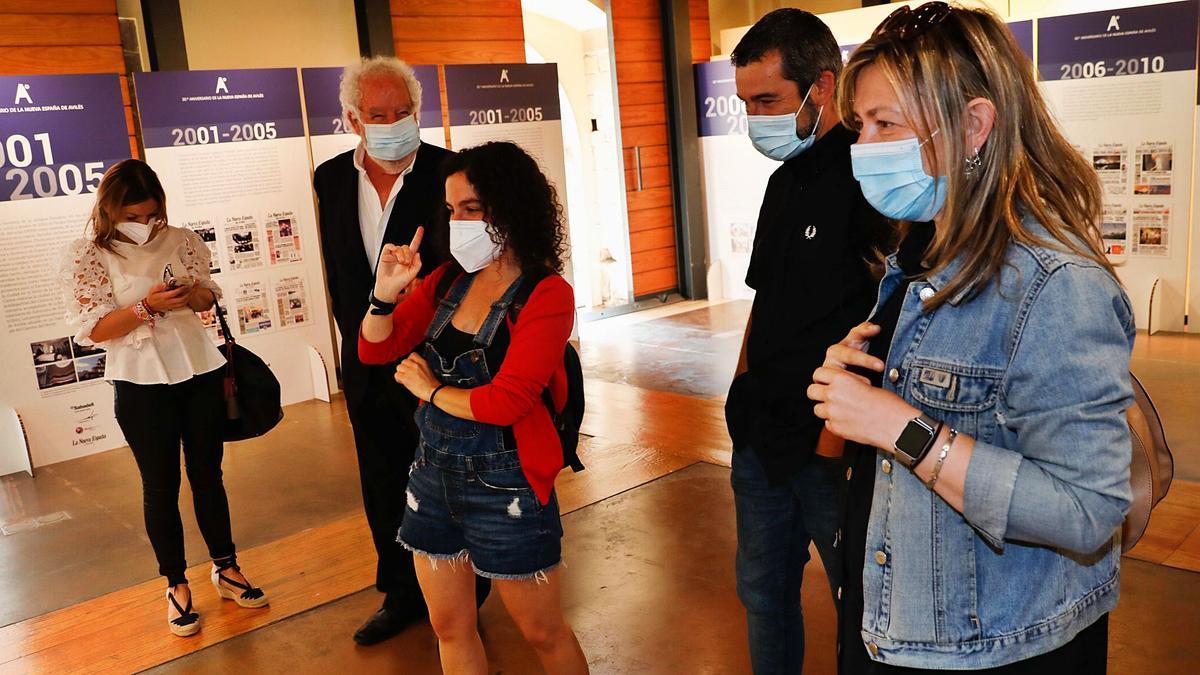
[14,83,32,105]
[500,69,510,83]
[1107,15,1121,32]
[215,76,229,94]
[804,225,817,240]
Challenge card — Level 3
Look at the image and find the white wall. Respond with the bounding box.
[178,0,359,70]
[524,14,601,308]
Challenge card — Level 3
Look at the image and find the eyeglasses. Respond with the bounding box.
[874,1,953,40]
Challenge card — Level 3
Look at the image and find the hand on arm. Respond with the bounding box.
[394,352,476,421]
[186,284,215,312]
[808,321,974,512]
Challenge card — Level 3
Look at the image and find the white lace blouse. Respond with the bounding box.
[59,226,228,385]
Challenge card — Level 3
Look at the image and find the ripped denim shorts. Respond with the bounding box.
[398,404,563,581]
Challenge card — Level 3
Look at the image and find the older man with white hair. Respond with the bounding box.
[314,56,488,645]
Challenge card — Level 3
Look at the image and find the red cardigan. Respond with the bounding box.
[358,263,574,504]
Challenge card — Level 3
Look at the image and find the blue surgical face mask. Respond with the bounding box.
[850,132,947,222]
[363,115,420,161]
[747,85,822,161]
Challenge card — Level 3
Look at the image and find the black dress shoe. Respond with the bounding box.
[353,606,426,645]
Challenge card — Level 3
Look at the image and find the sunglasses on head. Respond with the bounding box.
[874,1,953,40]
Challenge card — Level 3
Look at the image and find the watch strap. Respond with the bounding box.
[368,291,397,315]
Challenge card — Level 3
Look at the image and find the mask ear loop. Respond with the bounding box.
[795,84,822,142]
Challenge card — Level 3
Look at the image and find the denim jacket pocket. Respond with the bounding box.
[908,359,1002,442]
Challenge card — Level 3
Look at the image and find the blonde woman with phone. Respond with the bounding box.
[58,159,268,637]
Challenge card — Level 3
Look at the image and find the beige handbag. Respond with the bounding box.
[1121,372,1174,552]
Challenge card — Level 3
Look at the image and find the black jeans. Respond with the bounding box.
[114,368,234,586]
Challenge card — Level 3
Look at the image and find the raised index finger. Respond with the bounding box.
[409,226,424,253]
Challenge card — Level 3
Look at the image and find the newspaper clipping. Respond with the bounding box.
[1091,143,1127,195]
[274,276,309,327]
[265,210,303,265]
[1101,202,1128,257]
[183,217,221,274]
[1131,203,1170,256]
[235,279,273,334]
[1134,141,1173,195]
[223,214,264,271]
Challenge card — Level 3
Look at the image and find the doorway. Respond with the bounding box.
[522,0,634,311]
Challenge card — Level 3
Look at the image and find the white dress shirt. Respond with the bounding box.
[354,145,416,274]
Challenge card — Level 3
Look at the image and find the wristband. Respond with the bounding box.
[429,384,447,407]
[925,428,959,489]
[368,290,397,315]
[133,300,156,326]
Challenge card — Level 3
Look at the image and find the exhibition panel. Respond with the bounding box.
[443,62,578,296]
[0,73,132,471]
[134,68,338,408]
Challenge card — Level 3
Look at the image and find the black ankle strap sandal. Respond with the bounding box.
[212,556,269,608]
[167,586,200,636]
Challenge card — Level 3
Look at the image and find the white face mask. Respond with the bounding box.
[449,219,503,273]
[363,115,421,162]
[116,221,153,245]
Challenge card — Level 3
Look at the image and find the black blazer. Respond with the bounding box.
[313,142,452,407]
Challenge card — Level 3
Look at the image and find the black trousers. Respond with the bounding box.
[114,368,234,586]
[346,385,424,610]
[345,377,490,612]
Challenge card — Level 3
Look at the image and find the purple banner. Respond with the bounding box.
[414,65,440,124]
[0,74,131,202]
[1038,1,1198,81]
[1008,20,1033,61]
[695,60,747,137]
[301,64,441,136]
[134,68,306,148]
[840,43,861,64]
[444,63,561,126]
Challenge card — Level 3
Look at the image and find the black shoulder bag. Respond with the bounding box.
[212,297,284,441]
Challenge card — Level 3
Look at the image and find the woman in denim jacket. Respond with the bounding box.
[809,3,1134,672]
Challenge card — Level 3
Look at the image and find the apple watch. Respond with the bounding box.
[893,413,943,469]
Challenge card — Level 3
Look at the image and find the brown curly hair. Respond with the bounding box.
[437,141,568,277]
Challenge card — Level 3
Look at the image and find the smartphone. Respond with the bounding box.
[167,276,195,290]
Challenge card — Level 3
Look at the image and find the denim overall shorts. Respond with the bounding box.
[397,272,563,580]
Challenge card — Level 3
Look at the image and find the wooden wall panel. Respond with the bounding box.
[0,0,115,12]
[0,2,136,157]
[390,0,525,65]
[613,2,678,297]
[689,0,712,64]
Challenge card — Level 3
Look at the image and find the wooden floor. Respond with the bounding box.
[0,381,724,675]
[1,329,1198,672]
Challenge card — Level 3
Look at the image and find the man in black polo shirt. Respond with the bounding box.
[724,10,889,673]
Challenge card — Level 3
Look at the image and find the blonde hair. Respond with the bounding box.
[838,4,1115,309]
[339,56,423,126]
[88,159,167,253]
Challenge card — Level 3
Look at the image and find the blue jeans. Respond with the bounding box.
[732,446,842,675]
